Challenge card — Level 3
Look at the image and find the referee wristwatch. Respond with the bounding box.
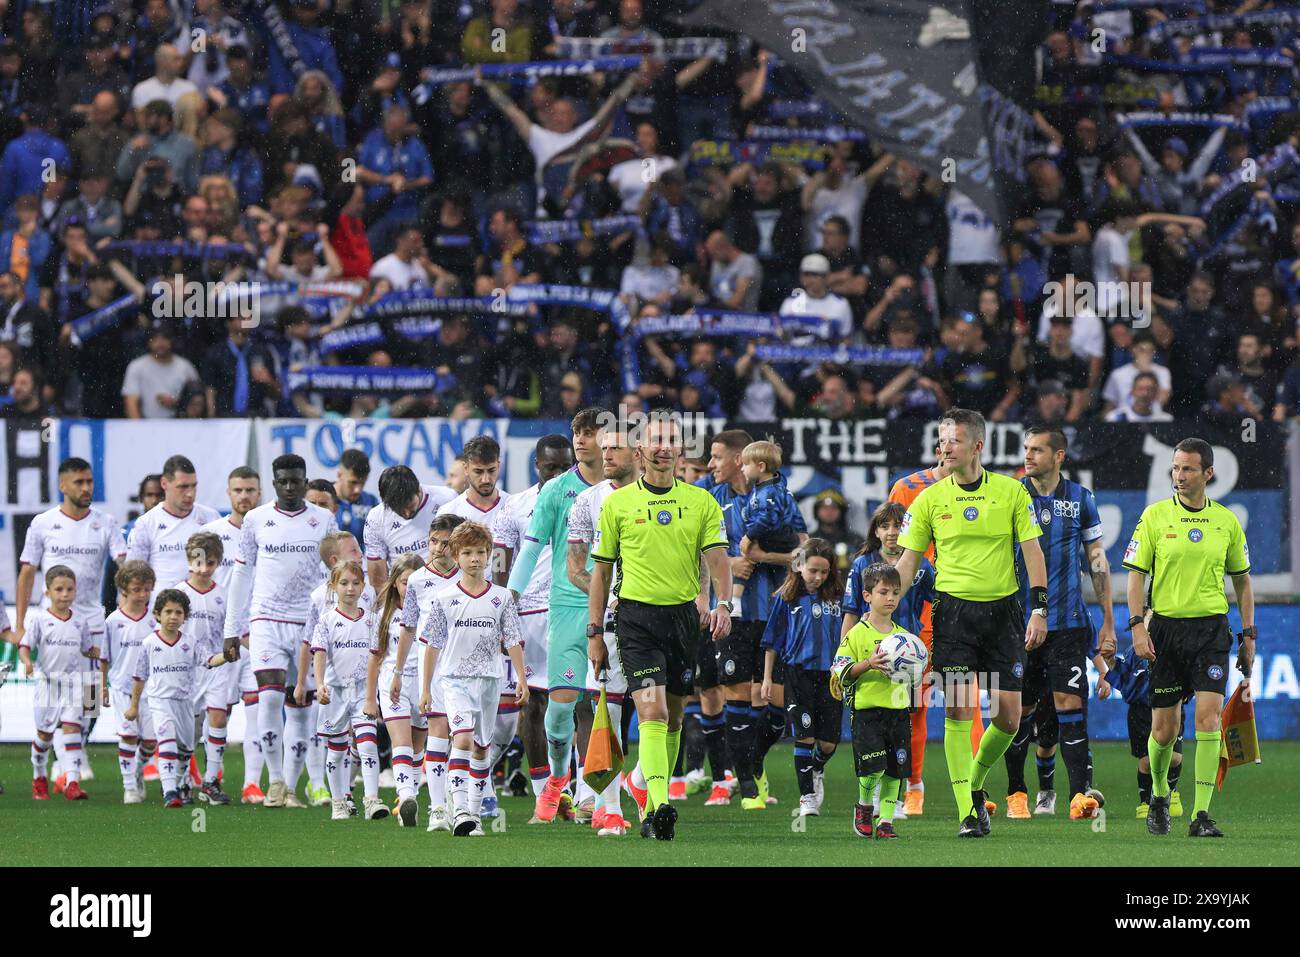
[1238,625,1257,644]
[586,623,602,638]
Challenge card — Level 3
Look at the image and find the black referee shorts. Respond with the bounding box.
[786,667,841,743]
[931,591,1026,693]
[615,598,697,698]
[1148,613,1232,709]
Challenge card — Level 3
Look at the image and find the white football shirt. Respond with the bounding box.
[201,515,244,590]
[19,608,95,676]
[309,606,375,687]
[126,503,223,603]
[134,628,208,700]
[174,578,228,660]
[419,580,521,679]
[300,577,376,689]
[401,561,462,636]
[102,607,155,693]
[224,502,337,637]
[491,483,549,613]
[436,488,509,525]
[364,484,457,565]
[568,479,622,603]
[20,505,126,621]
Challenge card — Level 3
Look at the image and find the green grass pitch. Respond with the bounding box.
[3,742,1298,866]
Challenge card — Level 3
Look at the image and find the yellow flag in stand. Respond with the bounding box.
[583,684,624,793]
[1216,683,1261,791]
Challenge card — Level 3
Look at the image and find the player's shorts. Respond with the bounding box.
[851,706,911,778]
[519,608,549,691]
[1041,627,1093,698]
[77,605,107,640]
[586,611,628,696]
[547,604,589,694]
[694,628,720,689]
[786,667,841,743]
[192,664,233,714]
[714,619,765,686]
[317,681,368,737]
[231,651,258,704]
[248,619,305,678]
[614,598,696,699]
[1127,701,1187,758]
[379,664,426,730]
[931,591,1026,693]
[441,675,500,749]
[110,688,154,739]
[419,647,446,720]
[1148,613,1232,708]
[32,671,90,733]
[148,695,196,752]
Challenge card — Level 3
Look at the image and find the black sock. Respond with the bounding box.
[752,705,785,778]
[1058,709,1090,798]
[1138,770,1153,805]
[700,712,728,782]
[683,705,704,774]
[620,699,633,754]
[1169,758,1183,792]
[672,731,686,777]
[724,702,755,791]
[812,745,835,774]
[794,745,816,797]
[1003,713,1034,795]
[1036,753,1056,792]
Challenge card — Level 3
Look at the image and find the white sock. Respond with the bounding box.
[392,745,417,800]
[158,738,180,794]
[306,702,325,789]
[493,705,517,753]
[469,754,490,817]
[203,725,227,784]
[575,751,593,805]
[600,775,623,815]
[325,736,349,800]
[118,739,139,789]
[632,762,647,790]
[55,728,81,783]
[258,686,287,781]
[31,739,50,780]
[530,766,548,796]
[426,737,449,809]
[907,781,924,792]
[242,699,264,787]
[355,722,380,798]
[283,704,312,791]
[447,748,472,815]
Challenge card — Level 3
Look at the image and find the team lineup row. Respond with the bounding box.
[6,406,1256,842]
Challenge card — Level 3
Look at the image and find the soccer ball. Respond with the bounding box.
[878,631,928,688]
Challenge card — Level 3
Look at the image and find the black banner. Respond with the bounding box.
[682,0,1049,220]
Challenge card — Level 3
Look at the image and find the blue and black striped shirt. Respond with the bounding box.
[1015,477,1103,634]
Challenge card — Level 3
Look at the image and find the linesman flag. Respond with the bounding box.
[583,682,625,793]
[1216,683,1261,791]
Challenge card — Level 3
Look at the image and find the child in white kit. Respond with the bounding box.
[311,560,386,822]
[124,588,232,807]
[100,560,157,804]
[418,521,527,837]
[20,565,100,802]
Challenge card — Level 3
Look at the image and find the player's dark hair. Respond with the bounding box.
[339,448,370,478]
[941,408,986,444]
[138,473,163,501]
[45,564,76,588]
[1025,425,1067,456]
[711,429,753,454]
[462,434,501,465]
[115,560,156,595]
[859,501,908,557]
[306,478,339,505]
[378,465,421,511]
[430,513,467,535]
[227,466,259,483]
[162,455,196,479]
[185,531,223,565]
[860,561,901,596]
[777,538,842,603]
[58,457,92,476]
[536,433,573,461]
[272,453,307,474]
[571,407,604,435]
[153,587,190,618]
[1174,437,1214,470]
[1133,370,1160,389]
[375,552,425,659]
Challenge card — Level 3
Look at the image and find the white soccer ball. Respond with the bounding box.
[878,631,928,688]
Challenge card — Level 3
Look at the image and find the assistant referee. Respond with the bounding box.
[894,409,1049,838]
[588,415,734,841]
[1122,438,1254,839]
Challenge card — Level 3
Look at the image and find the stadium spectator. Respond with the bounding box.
[0,105,70,217]
[1102,332,1171,414]
[1106,371,1172,423]
[121,323,201,420]
[130,43,198,113]
[779,254,853,343]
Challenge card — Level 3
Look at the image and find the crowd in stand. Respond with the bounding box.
[1,0,1300,426]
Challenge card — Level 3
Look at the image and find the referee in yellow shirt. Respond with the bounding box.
[588,416,734,841]
[1122,438,1255,838]
[894,409,1050,838]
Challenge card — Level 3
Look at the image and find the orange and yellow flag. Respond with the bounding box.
[1216,683,1261,791]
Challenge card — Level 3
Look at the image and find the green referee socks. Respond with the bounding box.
[1193,730,1220,816]
[639,719,670,810]
[944,718,974,822]
[1148,733,1175,799]
[970,722,1017,791]
[666,727,682,788]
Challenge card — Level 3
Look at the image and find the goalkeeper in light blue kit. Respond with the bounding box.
[832,562,916,840]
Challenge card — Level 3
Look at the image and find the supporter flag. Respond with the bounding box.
[681,0,1049,220]
[583,683,624,793]
[1216,683,1261,790]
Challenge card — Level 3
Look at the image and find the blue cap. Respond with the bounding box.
[383,51,402,71]
[1164,136,1189,159]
